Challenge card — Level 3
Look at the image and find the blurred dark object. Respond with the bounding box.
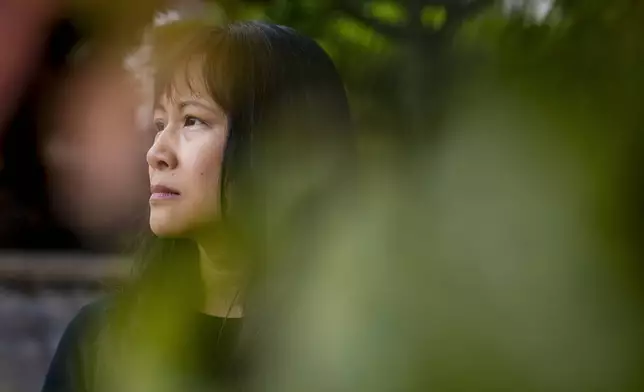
[0,17,84,250]
[0,0,164,252]
[43,54,151,253]
[0,0,60,133]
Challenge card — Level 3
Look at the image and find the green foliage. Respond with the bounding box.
[186,1,644,389]
[330,17,392,51]
[366,1,407,25]
[421,5,447,29]
[236,4,267,20]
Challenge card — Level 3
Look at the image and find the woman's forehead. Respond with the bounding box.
[156,63,211,107]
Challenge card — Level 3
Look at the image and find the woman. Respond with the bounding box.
[42,20,354,392]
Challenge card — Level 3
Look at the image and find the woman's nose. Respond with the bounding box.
[146,131,178,170]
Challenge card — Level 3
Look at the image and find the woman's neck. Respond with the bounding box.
[197,243,245,318]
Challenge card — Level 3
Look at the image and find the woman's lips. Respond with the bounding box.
[150,184,180,201]
[150,192,180,200]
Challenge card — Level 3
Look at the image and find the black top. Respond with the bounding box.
[41,299,244,392]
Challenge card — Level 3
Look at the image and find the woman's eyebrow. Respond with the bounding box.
[179,100,218,112]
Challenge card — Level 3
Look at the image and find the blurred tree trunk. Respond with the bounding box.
[402,0,426,139]
[337,0,494,144]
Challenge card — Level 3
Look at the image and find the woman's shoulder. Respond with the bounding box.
[42,296,117,392]
[56,295,119,358]
[67,296,115,336]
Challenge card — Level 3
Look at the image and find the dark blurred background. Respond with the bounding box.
[2,0,644,391]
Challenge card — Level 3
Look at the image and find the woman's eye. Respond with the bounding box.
[184,115,206,128]
[154,120,165,132]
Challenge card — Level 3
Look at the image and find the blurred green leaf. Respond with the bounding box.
[330,16,391,51]
[421,5,446,29]
[367,1,407,25]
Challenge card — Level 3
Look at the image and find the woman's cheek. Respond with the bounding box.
[189,135,227,217]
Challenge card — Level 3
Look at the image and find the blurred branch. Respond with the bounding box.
[430,0,495,38]
[454,0,496,18]
[421,0,466,5]
[421,0,494,7]
[336,0,495,42]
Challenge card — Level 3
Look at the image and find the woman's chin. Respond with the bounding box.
[149,217,189,238]
[149,211,222,238]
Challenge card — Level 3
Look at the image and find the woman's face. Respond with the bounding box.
[147,71,229,237]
